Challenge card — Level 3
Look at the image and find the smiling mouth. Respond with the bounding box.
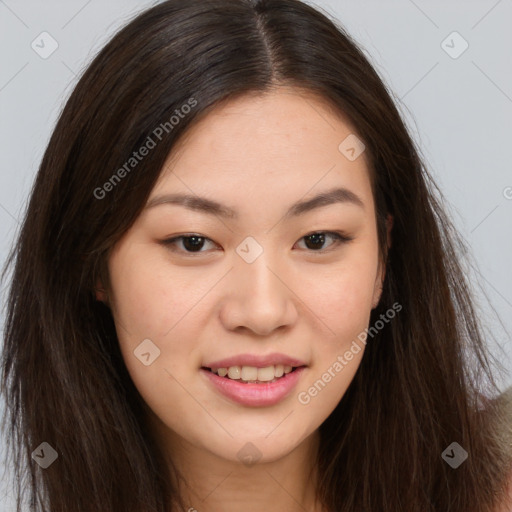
[201,365,303,384]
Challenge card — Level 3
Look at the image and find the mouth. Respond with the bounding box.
[201,364,305,384]
[199,364,307,407]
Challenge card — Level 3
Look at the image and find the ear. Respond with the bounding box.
[94,278,109,304]
[372,214,393,309]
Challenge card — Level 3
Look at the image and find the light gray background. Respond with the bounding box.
[1,0,511,509]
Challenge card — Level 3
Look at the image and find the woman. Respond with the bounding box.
[1,0,511,511]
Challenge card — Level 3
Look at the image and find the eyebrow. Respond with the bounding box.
[144,186,365,220]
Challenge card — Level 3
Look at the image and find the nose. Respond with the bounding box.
[219,252,299,337]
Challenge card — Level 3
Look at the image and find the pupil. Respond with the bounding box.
[305,233,325,250]
[183,236,204,252]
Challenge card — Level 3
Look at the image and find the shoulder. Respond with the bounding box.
[496,470,512,512]
[493,386,512,512]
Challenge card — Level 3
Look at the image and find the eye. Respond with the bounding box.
[161,234,217,254]
[161,231,353,255]
[295,231,354,252]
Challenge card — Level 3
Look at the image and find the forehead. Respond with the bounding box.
[150,87,374,219]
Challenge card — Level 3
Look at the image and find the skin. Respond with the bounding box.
[97,86,392,512]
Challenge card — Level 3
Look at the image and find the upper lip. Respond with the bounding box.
[203,352,307,369]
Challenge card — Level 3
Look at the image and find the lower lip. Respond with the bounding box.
[200,367,306,407]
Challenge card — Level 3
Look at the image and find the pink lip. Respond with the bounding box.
[203,352,307,370]
[200,366,306,407]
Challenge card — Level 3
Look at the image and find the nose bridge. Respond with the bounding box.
[222,238,297,335]
[236,240,285,302]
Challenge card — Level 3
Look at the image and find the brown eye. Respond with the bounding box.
[162,234,217,254]
[296,231,354,252]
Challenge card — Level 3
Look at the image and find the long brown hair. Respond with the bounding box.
[1,0,511,511]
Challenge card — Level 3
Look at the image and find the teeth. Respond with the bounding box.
[211,364,296,382]
[241,366,258,381]
[227,366,241,379]
[256,366,275,382]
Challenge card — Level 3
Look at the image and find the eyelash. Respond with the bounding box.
[160,231,354,256]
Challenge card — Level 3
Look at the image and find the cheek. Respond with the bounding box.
[298,255,377,338]
[292,252,376,413]
[295,273,369,421]
[107,245,204,339]
[106,246,209,426]
[296,348,363,423]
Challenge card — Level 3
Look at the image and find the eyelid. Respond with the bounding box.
[295,231,354,252]
[161,233,219,255]
[160,231,354,255]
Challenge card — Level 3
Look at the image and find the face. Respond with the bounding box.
[99,87,387,466]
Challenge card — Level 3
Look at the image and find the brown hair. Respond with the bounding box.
[1,0,511,511]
